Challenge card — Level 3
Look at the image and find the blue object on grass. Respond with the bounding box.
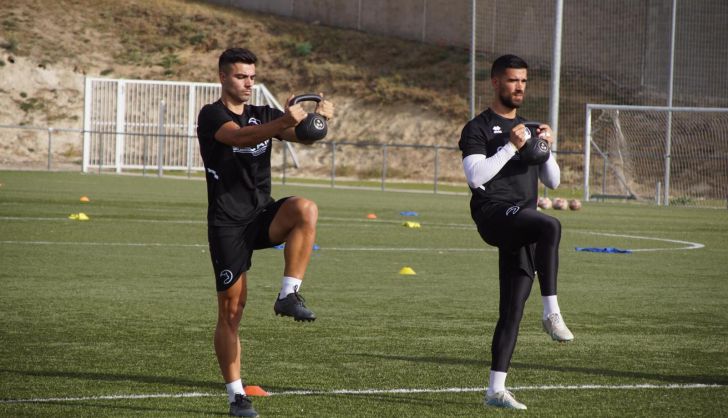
[575,247,632,254]
[274,243,319,251]
[400,211,418,216]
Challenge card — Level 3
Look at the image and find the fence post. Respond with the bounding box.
[142,134,148,176]
[583,105,591,201]
[47,127,53,171]
[330,141,336,188]
[601,154,607,199]
[115,80,126,174]
[433,145,439,193]
[158,100,166,177]
[381,144,388,191]
[656,181,662,205]
[98,132,104,174]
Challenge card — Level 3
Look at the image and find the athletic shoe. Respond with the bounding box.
[484,390,527,410]
[274,290,316,322]
[542,312,574,342]
[229,394,259,417]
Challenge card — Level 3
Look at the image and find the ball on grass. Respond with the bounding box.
[552,197,567,210]
[568,199,582,210]
[537,197,552,209]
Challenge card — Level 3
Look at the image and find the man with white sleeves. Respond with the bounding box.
[458,54,574,410]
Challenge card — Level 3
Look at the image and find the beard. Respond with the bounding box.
[498,91,523,110]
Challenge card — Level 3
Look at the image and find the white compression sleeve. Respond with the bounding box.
[462,142,518,189]
[538,153,560,189]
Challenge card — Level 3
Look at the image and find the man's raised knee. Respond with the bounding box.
[294,198,318,226]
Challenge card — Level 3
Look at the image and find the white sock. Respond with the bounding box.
[225,379,245,403]
[279,276,302,299]
[487,370,507,395]
[542,295,560,320]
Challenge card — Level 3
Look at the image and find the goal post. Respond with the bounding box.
[584,104,728,207]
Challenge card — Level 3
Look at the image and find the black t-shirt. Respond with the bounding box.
[458,108,539,218]
[197,100,284,226]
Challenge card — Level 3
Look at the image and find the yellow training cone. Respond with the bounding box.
[77,212,90,221]
[80,196,90,203]
[399,266,416,275]
[68,213,79,220]
[402,221,421,228]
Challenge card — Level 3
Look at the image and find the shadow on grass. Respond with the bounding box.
[0,368,220,390]
[352,353,728,385]
[33,400,228,416]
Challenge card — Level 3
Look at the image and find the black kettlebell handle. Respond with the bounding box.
[289,93,322,106]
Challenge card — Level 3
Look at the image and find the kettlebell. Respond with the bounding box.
[289,94,328,141]
[519,122,551,165]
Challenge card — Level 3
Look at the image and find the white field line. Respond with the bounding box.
[575,231,705,251]
[1,383,724,404]
[0,216,704,252]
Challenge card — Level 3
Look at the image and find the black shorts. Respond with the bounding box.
[208,197,291,291]
[473,203,537,279]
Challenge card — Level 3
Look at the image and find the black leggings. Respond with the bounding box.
[476,206,562,371]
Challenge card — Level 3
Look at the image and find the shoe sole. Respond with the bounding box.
[545,331,573,342]
[275,312,316,322]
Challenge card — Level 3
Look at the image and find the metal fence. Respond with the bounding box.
[472,0,728,141]
[0,122,472,193]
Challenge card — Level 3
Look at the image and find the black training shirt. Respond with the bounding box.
[458,108,539,218]
[197,100,284,226]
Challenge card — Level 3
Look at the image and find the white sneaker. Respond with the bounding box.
[484,390,527,410]
[542,312,574,342]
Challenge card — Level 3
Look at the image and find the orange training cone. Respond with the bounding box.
[244,385,270,397]
[80,196,90,203]
[367,213,377,219]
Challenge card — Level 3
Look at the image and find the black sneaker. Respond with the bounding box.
[274,288,316,322]
[229,394,259,417]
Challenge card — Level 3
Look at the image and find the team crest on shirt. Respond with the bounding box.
[492,125,502,134]
[232,117,269,156]
[233,140,270,156]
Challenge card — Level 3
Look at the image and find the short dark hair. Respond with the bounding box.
[218,48,257,73]
[490,54,528,78]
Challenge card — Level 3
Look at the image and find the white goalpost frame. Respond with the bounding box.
[82,77,299,173]
[583,104,728,205]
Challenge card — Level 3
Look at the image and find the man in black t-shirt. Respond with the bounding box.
[458,54,573,410]
[197,48,334,418]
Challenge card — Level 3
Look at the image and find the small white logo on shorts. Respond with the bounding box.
[220,269,234,285]
[505,206,520,216]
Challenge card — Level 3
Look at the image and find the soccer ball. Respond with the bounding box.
[552,198,567,210]
[537,196,552,209]
[568,199,582,210]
